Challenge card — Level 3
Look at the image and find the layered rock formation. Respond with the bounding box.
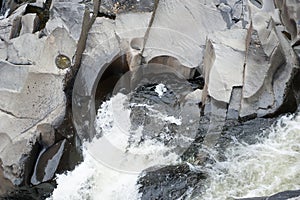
[0,0,299,198]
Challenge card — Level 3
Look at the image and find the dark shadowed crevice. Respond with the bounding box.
[95,54,129,109]
[265,68,300,118]
[24,0,52,32]
[97,11,116,20]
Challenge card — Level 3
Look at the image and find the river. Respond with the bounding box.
[48,91,300,200]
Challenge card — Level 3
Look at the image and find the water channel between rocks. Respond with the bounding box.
[49,82,300,200]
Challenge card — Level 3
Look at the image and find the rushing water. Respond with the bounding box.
[201,113,300,200]
[49,92,182,200]
[49,89,300,200]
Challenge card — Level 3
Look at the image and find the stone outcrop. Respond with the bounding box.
[73,7,154,140]
[142,0,227,68]
[0,0,300,198]
[200,0,300,149]
[0,0,79,197]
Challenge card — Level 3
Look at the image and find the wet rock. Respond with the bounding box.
[203,97,228,149]
[138,164,207,200]
[73,9,154,140]
[126,70,200,152]
[220,117,275,148]
[31,139,67,185]
[73,17,120,140]
[143,0,227,68]
[199,28,247,149]
[227,87,243,120]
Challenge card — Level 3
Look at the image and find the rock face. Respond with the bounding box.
[143,0,227,68]
[73,7,154,140]
[0,0,300,199]
[0,0,79,197]
[200,0,300,148]
[138,164,206,200]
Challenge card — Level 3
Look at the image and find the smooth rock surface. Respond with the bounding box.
[115,12,152,69]
[20,13,38,35]
[143,0,227,68]
[31,139,66,185]
[0,0,300,198]
[202,29,246,103]
[73,17,120,140]
[240,6,300,118]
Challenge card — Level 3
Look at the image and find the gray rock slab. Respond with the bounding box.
[45,2,85,41]
[143,0,227,68]
[202,29,246,103]
[20,13,38,35]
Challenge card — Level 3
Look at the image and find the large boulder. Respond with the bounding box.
[138,164,206,200]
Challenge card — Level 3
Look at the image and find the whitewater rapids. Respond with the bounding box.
[49,93,300,200]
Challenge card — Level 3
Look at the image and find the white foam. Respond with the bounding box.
[49,93,180,200]
[201,114,300,199]
[49,93,300,200]
[155,83,167,98]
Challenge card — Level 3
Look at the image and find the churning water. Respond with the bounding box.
[49,93,181,200]
[201,113,300,200]
[49,91,300,200]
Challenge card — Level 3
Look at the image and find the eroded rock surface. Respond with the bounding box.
[0,0,300,199]
[0,0,79,197]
